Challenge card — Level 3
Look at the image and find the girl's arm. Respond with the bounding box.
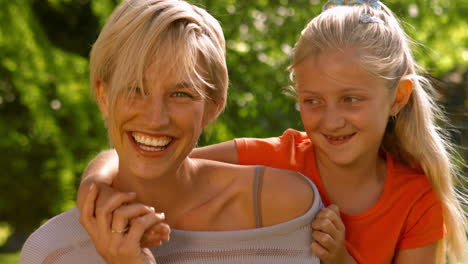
[80,140,239,183]
[77,141,239,210]
[393,242,438,264]
[190,140,239,164]
[77,149,119,210]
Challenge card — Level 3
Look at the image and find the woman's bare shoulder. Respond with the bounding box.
[260,167,315,226]
[193,160,315,226]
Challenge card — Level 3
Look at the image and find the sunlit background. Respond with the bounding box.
[0,0,466,262]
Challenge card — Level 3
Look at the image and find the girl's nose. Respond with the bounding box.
[322,106,346,131]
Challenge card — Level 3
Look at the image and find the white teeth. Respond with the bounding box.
[139,145,165,151]
[132,132,172,148]
[326,135,350,140]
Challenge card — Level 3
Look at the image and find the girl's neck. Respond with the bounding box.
[316,149,386,187]
[112,158,199,214]
[316,149,387,214]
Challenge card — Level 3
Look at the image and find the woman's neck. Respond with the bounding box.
[112,158,199,214]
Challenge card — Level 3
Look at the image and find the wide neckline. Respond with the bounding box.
[169,177,322,241]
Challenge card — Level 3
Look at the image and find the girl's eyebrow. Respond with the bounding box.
[296,86,369,95]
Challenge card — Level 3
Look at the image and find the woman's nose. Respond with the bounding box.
[144,98,170,129]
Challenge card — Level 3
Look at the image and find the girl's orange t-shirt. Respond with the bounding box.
[235,129,444,264]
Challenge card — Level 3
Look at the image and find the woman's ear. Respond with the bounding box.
[95,80,109,119]
[390,79,413,116]
[202,100,222,127]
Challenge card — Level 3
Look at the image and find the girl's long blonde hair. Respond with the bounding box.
[290,3,467,263]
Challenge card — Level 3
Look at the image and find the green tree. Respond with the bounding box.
[0,0,466,250]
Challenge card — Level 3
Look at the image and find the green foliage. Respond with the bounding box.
[0,0,466,248]
[0,252,20,264]
[0,0,107,235]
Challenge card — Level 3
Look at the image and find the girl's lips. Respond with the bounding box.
[323,132,356,145]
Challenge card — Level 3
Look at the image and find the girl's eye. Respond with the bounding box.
[344,97,360,103]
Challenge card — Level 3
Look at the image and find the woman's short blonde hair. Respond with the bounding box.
[90,0,228,120]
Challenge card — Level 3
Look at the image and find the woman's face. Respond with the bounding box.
[99,63,214,180]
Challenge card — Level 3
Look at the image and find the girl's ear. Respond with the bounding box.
[391,79,413,116]
[95,80,109,119]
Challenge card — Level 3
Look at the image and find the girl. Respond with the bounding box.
[78,0,468,263]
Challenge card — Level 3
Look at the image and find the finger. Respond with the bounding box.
[80,183,99,234]
[141,237,163,248]
[314,206,345,232]
[151,223,171,241]
[311,217,339,240]
[77,179,93,212]
[310,241,329,261]
[125,212,165,247]
[312,230,336,251]
[112,204,156,233]
[328,204,340,215]
[141,224,171,248]
[95,191,137,235]
[141,222,171,247]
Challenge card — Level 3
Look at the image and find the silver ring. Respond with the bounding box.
[111,227,129,233]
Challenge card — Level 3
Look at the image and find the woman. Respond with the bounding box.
[20,1,322,263]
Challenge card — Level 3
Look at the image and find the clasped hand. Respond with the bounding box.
[79,184,171,264]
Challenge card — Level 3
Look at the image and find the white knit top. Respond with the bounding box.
[20,174,322,264]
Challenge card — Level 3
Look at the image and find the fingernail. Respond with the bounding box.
[156,212,165,219]
[150,207,155,212]
[128,192,136,196]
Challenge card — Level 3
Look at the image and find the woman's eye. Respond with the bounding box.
[303,98,319,105]
[173,91,192,98]
[128,87,143,95]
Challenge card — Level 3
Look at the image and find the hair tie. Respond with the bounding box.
[322,0,384,24]
[322,0,383,11]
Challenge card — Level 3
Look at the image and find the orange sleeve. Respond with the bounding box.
[235,137,287,167]
[397,190,445,249]
[234,129,302,170]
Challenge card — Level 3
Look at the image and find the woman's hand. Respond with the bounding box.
[80,184,170,264]
[310,205,356,264]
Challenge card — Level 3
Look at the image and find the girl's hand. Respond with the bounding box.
[77,149,119,211]
[80,184,170,264]
[310,205,356,264]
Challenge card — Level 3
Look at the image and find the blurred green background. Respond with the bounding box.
[0,0,466,261]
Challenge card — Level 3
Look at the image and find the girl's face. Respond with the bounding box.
[295,49,395,167]
[98,63,214,180]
